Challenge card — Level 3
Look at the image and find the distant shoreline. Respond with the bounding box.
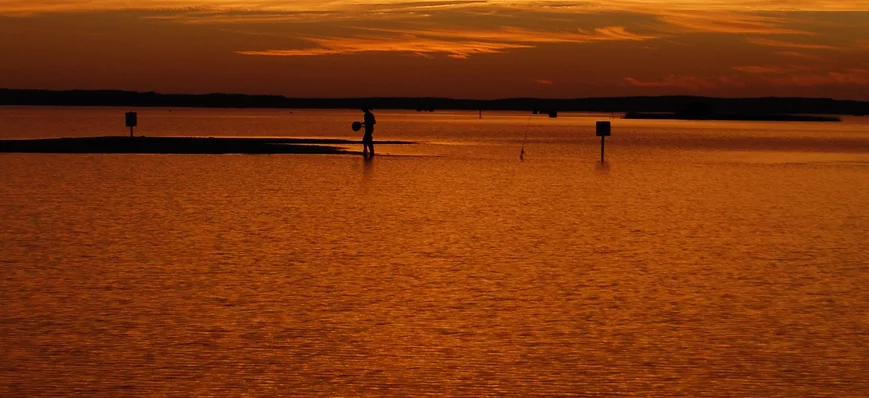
[2,88,868,116]
[624,112,841,122]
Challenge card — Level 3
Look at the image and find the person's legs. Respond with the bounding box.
[364,130,374,157]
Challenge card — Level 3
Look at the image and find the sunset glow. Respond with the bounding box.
[2,0,867,98]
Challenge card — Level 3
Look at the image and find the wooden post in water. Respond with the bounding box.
[601,135,605,163]
[596,121,611,163]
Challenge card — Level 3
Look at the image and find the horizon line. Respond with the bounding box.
[2,88,868,103]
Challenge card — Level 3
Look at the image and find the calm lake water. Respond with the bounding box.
[2,107,869,396]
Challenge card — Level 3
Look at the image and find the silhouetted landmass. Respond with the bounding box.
[624,112,841,122]
[623,100,842,121]
[2,89,868,116]
[0,136,413,155]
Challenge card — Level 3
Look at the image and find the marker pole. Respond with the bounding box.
[600,136,605,163]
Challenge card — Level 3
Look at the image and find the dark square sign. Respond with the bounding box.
[596,121,611,137]
[125,112,138,128]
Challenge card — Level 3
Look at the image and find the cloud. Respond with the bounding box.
[580,26,659,41]
[731,64,816,74]
[773,51,822,60]
[359,26,659,44]
[144,11,360,25]
[236,25,659,58]
[653,11,811,35]
[732,65,789,74]
[3,0,861,49]
[236,35,533,58]
[0,0,491,18]
[746,38,839,50]
[627,67,869,91]
[760,69,869,86]
[534,79,553,85]
[623,75,729,90]
[5,0,869,15]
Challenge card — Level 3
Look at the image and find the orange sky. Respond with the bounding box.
[1,1,867,99]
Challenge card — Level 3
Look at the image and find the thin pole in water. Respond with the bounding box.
[520,115,531,161]
[600,136,605,163]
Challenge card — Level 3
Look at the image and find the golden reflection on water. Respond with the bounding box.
[1,109,869,396]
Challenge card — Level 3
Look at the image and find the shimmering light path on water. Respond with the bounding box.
[2,108,869,396]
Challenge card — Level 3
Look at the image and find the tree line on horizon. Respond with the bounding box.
[1,88,867,116]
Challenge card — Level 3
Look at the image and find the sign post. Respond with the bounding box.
[596,121,611,163]
[125,112,138,137]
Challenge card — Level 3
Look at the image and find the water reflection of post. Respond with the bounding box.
[595,161,610,173]
[363,156,374,182]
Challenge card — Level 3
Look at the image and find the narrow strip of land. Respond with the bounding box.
[2,89,868,115]
[623,112,840,122]
[0,136,415,154]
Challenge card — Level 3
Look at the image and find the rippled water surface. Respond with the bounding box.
[2,107,869,396]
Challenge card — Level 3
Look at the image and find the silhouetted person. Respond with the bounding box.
[361,108,376,157]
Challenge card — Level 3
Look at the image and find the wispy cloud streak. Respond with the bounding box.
[747,38,840,50]
[3,0,867,97]
[237,36,533,58]
[5,0,869,14]
[236,25,658,58]
[626,67,869,91]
